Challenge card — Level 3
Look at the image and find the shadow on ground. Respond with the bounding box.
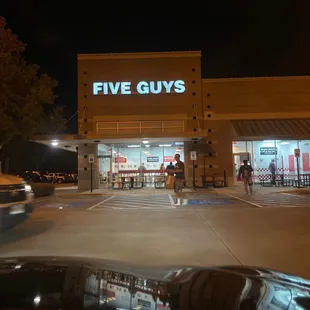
[0,219,54,246]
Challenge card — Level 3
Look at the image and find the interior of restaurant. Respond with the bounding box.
[233,140,310,184]
[97,141,184,188]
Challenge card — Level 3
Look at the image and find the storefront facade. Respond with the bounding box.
[205,77,310,185]
[75,51,206,189]
[35,52,310,190]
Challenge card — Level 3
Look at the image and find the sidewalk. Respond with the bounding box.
[213,184,310,196]
[54,183,310,199]
[55,187,196,199]
[70,187,194,196]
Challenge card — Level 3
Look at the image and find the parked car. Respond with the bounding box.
[0,173,33,231]
[46,173,77,184]
[46,173,66,183]
[18,171,50,183]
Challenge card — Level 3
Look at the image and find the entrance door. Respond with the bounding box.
[233,152,251,184]
[98,146,113,189]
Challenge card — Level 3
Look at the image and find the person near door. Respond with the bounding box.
[269,159,276,185]
[238,159,253,194]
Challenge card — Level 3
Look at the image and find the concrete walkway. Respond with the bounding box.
[214,184,310,195]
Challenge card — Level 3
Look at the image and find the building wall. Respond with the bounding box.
[203,76,310,120]
[77,51,203,139]
[190,121,235,186]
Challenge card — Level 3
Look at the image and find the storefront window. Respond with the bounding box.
[98,142,184,187]
[232,141,251,181]
[232,141,246,153]
[299,140,310,173]
[252,140,276,180]
[246,141,253,165]
[233,140,310,183]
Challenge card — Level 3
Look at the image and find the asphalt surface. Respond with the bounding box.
[1,191,310,279]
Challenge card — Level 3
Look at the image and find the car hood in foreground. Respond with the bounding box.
[0,256,309,309]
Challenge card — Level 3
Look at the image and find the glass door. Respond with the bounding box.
[233,152,251,184]
[98,144,112,189]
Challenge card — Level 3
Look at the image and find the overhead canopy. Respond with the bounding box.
[232,119,310,139]
[32,134,198,152]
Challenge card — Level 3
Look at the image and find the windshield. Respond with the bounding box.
[1,3,310,310]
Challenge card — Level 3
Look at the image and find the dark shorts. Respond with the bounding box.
[174,178,184,193]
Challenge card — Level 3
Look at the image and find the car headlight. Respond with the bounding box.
[24,184,32,192]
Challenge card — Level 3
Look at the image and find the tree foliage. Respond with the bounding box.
[0,16,65,148]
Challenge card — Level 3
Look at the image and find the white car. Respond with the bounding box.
[0,173,33,231]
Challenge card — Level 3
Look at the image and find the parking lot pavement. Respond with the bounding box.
[32,194,112,210]
[0,205,239,268]
[32,191,252,211]
[196,206,310,278]
[1,193,310,279]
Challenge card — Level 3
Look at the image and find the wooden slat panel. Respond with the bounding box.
[232,119,310,137]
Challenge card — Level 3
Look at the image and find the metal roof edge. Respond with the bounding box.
[78,51,202,60]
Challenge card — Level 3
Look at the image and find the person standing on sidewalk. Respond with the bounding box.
[166,154,185,206]
[238,159,253,194]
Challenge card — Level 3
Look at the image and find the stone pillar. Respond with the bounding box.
[203,121,235,186]
[184,121,235,188]
[77,143,100,190]
[184,141,211,188]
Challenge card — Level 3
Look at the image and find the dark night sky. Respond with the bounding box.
[3,1,310,125]
[2,1,310,173]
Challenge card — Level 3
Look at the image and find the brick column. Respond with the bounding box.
[77,143,100,190]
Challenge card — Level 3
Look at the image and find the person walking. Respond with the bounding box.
[238,159,254,194]
[166,154,185,206]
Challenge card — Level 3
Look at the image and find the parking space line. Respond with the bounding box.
[87,196,115,210]
[282,193,304,197]
[227,194,262,208]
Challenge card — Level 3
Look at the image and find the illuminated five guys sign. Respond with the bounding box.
[93,80,186,96]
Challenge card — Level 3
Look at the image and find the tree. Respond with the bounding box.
[37,105,67,134]
[0,16,65,149]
